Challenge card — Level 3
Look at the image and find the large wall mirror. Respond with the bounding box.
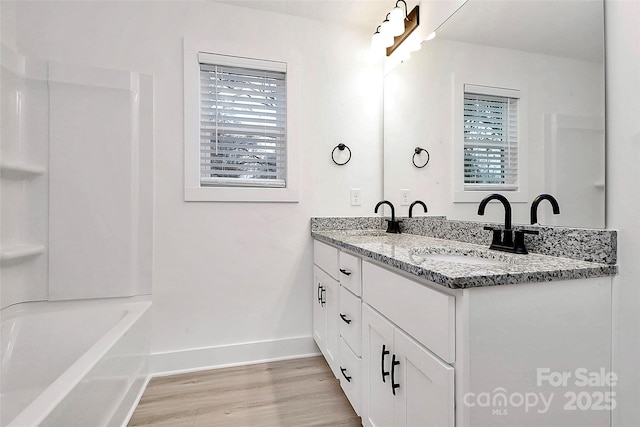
[383,0,605,228]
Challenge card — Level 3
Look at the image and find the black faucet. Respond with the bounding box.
[375,200,401,234]
[478,193,539,254]
[530,194,560,225]
[408,200,427,218]
[478,193,514,248]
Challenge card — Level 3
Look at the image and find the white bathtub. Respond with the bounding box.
[0,297,151,427]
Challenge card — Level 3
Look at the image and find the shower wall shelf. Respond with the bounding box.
[1,162,46,179]
[0,244,46,264]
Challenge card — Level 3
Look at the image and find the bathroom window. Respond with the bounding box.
[199,53,287,188]
[463,85,519,191]
[184,44,298,202]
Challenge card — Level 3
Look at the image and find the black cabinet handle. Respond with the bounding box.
[381,345,390,382]
[320,287,326,306]
[391,354,400,396]
[340,313,352,324]
[317,283,322,303]
[340,367,352,382]
[339,268,352,276]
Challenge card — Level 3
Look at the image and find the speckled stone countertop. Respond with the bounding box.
[312,229,618,289]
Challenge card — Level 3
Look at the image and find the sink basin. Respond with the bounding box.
[420,253,504,266]
[409,246,514,267]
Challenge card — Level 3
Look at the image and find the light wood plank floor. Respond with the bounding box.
[128,356,361,426]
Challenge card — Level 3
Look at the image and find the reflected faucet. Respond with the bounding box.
[375,200,401,234]
[531,194,560,225]
[408,200,427,218]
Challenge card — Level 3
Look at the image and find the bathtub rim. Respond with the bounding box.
[3,296,151,427]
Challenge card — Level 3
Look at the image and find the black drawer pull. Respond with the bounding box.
[320,287,326,306]
[381,344,390,382]
[340,313,352,324]
[340,367,352,382]
[391,354,400,395]
[317,283,322,303]
[339,268,352,276]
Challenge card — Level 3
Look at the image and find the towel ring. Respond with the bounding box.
[332,143,352,166]
[412,147,430,168]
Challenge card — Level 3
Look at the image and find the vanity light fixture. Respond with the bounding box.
[371,0,420,57]
[372,25,394,52]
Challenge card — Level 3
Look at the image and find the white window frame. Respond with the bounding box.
[453,78,528,203]
[183,39,299,202]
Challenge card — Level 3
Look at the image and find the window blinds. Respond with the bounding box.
[199,57,287,188]
[463,91,518,190]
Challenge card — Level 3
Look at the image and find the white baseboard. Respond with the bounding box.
[150,335,320,377]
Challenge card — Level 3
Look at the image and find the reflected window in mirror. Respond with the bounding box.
[463,84,520,192]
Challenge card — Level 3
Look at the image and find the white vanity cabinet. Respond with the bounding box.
[313,241,363,415]
[313,238,614,427]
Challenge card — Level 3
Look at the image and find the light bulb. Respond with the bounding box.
[371,28,391,54]
[388,6,405,36]
[380,16,393,37]
[382,30,394,48]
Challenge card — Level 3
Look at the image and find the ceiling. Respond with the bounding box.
[436,0,604,63]
[214,0,391,29]
[213,1,604,63]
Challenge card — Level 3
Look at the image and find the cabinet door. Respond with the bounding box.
[362,305,395,427]
[312,266,326,349]
[313,266,340,376]
[393,328,454,427]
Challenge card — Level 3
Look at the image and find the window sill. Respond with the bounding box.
[185,186,299,203]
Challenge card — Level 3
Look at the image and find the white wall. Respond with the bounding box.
[605,1,640,425]
[384,39,604,226]
[12,1,383,368]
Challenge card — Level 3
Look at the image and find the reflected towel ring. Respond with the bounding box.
[412,147,430,168]
[332,143,352,166]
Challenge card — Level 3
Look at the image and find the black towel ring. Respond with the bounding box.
[332,143,352,166]
[412,147,430,168]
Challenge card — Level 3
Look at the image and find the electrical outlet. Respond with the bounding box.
[400,189,410,206]
[350,188,362,206]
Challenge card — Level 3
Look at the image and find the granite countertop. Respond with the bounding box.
[312,229,618,289]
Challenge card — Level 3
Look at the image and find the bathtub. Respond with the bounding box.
[1,297,151,427]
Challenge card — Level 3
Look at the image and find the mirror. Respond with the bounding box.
[383,0,605,228]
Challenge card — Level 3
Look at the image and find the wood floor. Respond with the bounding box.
[128,356,361,426]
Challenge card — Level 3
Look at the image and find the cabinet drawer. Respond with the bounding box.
[362,261,455,363]
[339,337,361,416]
[339,252,362,296]
[339,286,362,356]
[314,240,338,279]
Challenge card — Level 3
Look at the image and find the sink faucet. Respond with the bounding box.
[477,193,513,247]
[478,193,539,254]
[530,194,560,225]
[408,200,427,218]
[375,200,401,234]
